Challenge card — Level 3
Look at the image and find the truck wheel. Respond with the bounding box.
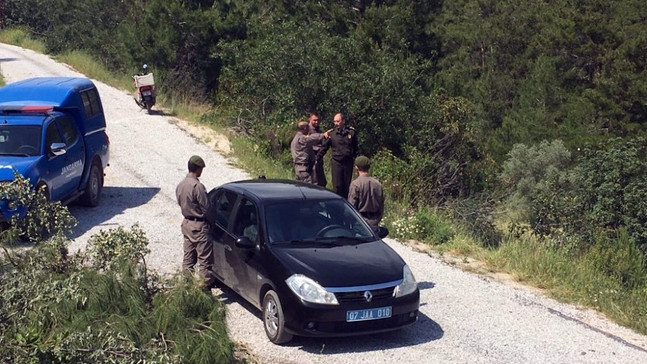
[80,164,102,207]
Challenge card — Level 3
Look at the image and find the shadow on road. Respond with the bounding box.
[67,186,160,238]
[212,281,443,353]
[291,310,442,353]
[417,281,435,290]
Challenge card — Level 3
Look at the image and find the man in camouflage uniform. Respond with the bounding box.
[348,155,384,229]
[176,155,216,290]
[317,113,358,199]
[291,120,324,183]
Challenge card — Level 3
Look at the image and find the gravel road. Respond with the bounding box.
[2,42,647,364]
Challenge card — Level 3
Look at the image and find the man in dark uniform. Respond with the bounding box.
[176,155,216,291]
[348,155,384,229]
[317,113,358,199]
[308,112,327,187]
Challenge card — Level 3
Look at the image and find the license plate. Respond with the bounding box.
[346,306,392,322]
[142,90,152,96]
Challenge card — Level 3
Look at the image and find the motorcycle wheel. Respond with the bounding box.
[146,101,152,114]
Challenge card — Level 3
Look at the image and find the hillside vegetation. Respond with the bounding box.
[2,0,646,346]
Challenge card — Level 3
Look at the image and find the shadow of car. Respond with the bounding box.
[206,179,420,344]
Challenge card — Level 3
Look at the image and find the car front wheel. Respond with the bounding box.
[262,290,293,344]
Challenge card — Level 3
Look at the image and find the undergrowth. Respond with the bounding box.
[0,175,237,363]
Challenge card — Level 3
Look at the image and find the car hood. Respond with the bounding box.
[272,240,405,287]
[0,156,40,182]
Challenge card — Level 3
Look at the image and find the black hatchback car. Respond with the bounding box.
[206,179,419,344]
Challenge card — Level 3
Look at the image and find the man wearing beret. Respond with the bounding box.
[176,155,216,291]
[348,155,384,229]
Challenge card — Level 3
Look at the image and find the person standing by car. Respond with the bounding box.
[308,112,327,187]
[348,155,384,229]
[175,155,216,291]
[291,120,325,183]
[317,113,359,199]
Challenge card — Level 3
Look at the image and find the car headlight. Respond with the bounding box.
[394,265,418,297]
[286,274,339,305]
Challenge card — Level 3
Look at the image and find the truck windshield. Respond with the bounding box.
[0,125,42,156]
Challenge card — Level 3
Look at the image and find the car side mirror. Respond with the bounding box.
[374,226,389,239]
[235,236,256,249]
[50,142,67,156]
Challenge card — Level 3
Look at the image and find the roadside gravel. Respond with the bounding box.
[2,42,647,364]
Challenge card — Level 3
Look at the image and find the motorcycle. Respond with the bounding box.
[133,72,156,114]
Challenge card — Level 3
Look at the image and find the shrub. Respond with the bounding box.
[387,207,455,245]
[568,137,647,251]
[499,139,573,222]
[447,196,502,247]
[0,171,77,243]
[585,228,646,290]
[500,137,647,259]
[85,223,151,272]
[0,181,234,363]
[372,149,418,203]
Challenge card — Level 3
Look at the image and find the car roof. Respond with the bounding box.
[0,77,96,107]
[219,179,344,204]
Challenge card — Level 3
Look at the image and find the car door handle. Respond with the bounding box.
[224,244,232,252]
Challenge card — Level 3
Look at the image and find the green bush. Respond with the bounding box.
[0,171,77,243]
[585,228,646,290]
[499,139,573,221]
[371,149,418,204]
[387,207,455,245]
[0,177,234,363]
[569,138,647,251]
[85,224,151,272]
[500,137,647,258]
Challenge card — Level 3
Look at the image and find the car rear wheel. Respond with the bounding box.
[262,290,293,344]
[80,163,102,207]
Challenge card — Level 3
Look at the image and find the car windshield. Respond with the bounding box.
[264,199,375,244]
[0,125,41,156]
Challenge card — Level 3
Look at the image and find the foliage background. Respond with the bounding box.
[5,0,646,206]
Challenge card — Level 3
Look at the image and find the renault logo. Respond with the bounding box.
[363,290,373,302]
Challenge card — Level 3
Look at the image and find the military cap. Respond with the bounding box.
[354,155,371,169]
[189,155,206,168]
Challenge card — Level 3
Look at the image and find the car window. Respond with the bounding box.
[80,88,102,118]
[265,199,373,243]
[0,125,41,156]
[45,123,64,149]
[233,198,259,242]
[57,117,78,145]
[212,189,237,229]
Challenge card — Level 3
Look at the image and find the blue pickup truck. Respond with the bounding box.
[0,77,110,222]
